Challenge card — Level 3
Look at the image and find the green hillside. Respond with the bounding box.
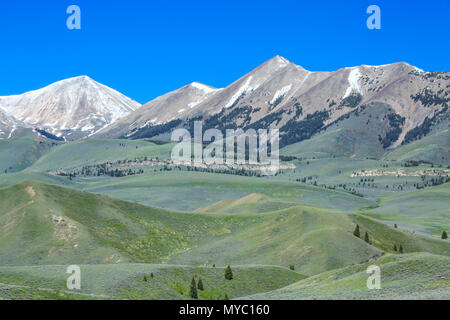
[281,102,400,159]
[0,138,59,173]
[25,139,173,172]
[243,253,450,300]
[3,181,446,277]
[83,171,376,212]
[0,264,305,300]
[384,123,450,165]
[365,182,450,235]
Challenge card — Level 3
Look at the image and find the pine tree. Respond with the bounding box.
[189,277,198,299]
[364,231,370,244]
[442,231,448,240]
[399,245,404,254]
[394,224,398,228]
[150,273,154,278]
[353,224,361,238]
[144,275,148,282]
[224,265,233,280]
[393,244,397,252]
[289,265,295,271]
[197,278,204,291]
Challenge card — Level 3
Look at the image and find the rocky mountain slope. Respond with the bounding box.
[99,56,449,153]
[96,82,221,139]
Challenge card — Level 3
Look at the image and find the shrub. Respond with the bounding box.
[289,265,295,271]
[442,231,448,239]
[399,245,404,254]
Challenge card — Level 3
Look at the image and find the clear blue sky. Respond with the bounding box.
[0,0,449,104]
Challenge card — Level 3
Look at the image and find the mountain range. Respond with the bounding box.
[1,56,448,158]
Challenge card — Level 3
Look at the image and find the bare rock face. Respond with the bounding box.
[100,56,449,151]
[0,76,140,140]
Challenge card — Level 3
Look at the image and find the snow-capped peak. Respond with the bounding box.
[0,76,141,140]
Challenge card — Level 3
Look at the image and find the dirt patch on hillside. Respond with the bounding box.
[51,214,78,240]
[25,186,36,198]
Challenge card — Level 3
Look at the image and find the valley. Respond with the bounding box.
[0,56,449,300]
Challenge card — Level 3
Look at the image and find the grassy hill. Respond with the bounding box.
[0,264,305,300]
[82,171,376,212]
[281,102,399,160]
[0,138,60,174]
[242,253,450,300]
[3,181,446,277]
[383,123,450,165]
[25,139,173,172]
[364,182,450,235]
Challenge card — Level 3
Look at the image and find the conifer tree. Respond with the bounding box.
[189,277,198,299]
[353,224,361,238]
[364,231,370,244]
[224,265,233,280]
[393,244,397,252]
[442,231,448,239]
[399,245,404,254]
[197,278,204,291]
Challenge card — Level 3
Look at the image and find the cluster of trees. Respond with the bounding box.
[142,266,234,300]
[414,176,450,189]
[403,104,448,144]
[279,110,329,147]
[340,93,362,108]
[188,266,233,299]
[378,113,405,148]
[410,88,449,107]
[125,119,182,140]
[353,225,372,244]
[59,163,145,179]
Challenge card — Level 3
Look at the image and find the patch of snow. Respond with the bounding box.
[224,76,255,109]
[270,84,292,105]
[343,68,362,99]
[190,82,218,94]
[178,108,185,114]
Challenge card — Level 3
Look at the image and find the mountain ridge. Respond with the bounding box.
[98,56,449,154]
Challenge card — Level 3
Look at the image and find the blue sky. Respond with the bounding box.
[0,0,449,104]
